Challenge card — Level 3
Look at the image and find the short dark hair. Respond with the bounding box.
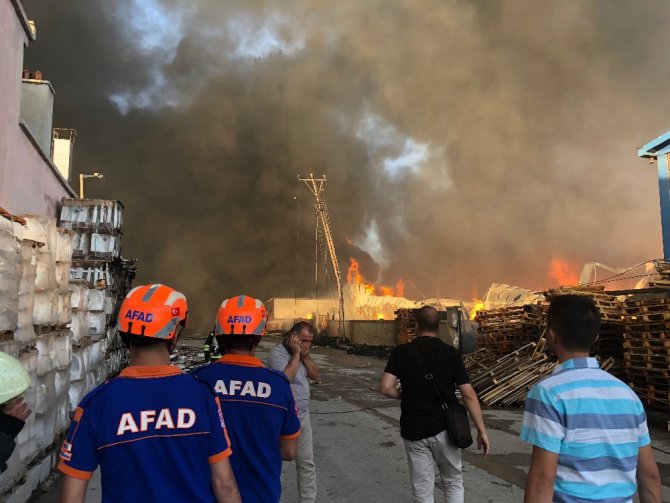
[289,321,315,336]
[120,332,171,349]
[416,306,439,332]
[547,294,601,351]
[217,335,262,352]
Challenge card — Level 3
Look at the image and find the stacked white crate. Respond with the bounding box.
[59,199,130,383]
[0,215,72,501]
[67,281,108,410]
[0,216,21,335]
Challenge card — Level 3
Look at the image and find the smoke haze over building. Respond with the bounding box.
[24,0,670,330]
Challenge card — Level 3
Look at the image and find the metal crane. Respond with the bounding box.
[298,174,345,337]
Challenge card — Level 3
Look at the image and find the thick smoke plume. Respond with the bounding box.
[24,0,669,330]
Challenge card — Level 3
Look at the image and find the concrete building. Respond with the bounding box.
[0,0,76,216]
[265,297,339,331]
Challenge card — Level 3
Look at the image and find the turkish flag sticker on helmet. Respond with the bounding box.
[171,307,181,316]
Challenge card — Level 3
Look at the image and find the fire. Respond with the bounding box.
[380,286,394,297]
[395,279,405,298]
[347,257,404,297]
[470,298,484,320]
[548,258,580,286]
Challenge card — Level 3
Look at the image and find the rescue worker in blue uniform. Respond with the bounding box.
[193,295,301,503]
[58,284,241,503]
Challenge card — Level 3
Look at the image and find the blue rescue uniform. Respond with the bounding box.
[193,354,301,503]
[58,365,232,502]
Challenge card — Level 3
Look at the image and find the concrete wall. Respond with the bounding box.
[267,297,338,321]
[0,0,74,216]
[327,319,460,348]
[328,320,398,346]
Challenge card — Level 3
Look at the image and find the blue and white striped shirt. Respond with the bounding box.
[520,357,650,503]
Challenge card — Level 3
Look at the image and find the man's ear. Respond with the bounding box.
[547,328,556,344]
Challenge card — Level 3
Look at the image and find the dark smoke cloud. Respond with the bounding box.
[23,0,670,329]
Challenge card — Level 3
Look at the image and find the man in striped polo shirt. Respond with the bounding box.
[521,294,661,503]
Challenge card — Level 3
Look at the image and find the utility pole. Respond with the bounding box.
[298,174,345,338]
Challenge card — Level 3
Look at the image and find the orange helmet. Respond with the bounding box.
[215,295,267,336]
[118,284,188,340]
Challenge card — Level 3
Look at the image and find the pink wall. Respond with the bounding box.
[0,0,74,218]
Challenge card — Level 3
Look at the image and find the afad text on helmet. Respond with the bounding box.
[125,310,154,323]
[214,379,271,398]
[227,315,253,324]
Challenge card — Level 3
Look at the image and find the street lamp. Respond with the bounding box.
[79,172,104,199]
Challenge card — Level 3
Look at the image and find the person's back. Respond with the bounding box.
[388,337,467,441]
[58,284,240,503]
[193,356,300,502]
[193,295,301,503]
[523,359,648,502]
[60,368,232,502]
[381,306,489,503]
[522,294,661,503]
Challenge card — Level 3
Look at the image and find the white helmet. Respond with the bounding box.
[0,352,30,405]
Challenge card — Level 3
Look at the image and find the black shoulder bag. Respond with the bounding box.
[414,340,473,449]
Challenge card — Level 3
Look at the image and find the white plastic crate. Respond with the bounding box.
[55,228,72,264]
[90,232,120,258]
[34,251,56,292]
[58,291,72,325]
[21,216,55,252]
[70,282,89,310]
[87,311,106,335]
[88,288,105,312]
[33,289,58,326]
[0,225,22,332]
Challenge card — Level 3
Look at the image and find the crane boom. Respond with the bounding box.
[298,174,345,337]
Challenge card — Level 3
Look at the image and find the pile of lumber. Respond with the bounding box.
[395,308,418,345]
[545,287,622,323]
[468,341,555,406]
[649,260,670,288]
[547,287,625,376]
[465,341,615,407]
[621,296,670,412]
[474,304,547,356]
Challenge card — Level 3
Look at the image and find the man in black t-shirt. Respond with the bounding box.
[380,306,490,503]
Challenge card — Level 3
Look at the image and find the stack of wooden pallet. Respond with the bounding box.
[546,287,625,377]
[621,297,670,413]
[465,341,615,407]
[463,347,498,380]
[474,303,547,356]
[469,341,554,406]
[649,260,670,288]
[395,308,417,345]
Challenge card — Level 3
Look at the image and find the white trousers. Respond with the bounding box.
[295,413,317,503]
[403,430,464,503]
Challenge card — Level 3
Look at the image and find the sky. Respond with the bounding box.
[23,0,670,329]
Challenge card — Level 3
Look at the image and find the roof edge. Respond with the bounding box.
[10,0,36,41]
[638,130,670,158]
[19,121,76,198]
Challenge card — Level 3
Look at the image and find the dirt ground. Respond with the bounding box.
[34,334,670,502]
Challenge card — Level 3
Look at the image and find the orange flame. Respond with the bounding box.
[380,286,394,297]
[470,298,484,320]
[347,257,362,284]
[548,258,579,286]
[347,257,404,297]
[395,279,405,298]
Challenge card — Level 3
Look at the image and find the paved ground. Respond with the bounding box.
[35,335,670,502]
